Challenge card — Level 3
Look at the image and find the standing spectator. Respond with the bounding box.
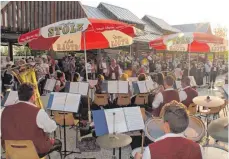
[189,63,198,82]
[69,57,76,81]
[204,60,212,85]
[174,64,183,80]
[99,57,108,79]
[196,63,204,87]
[91,60,97,80]
[209,62,219,89]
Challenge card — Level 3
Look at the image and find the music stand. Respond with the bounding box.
[47,93,81,157]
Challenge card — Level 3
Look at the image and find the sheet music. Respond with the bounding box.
[104,108,128,134]
[4,91,19,106]
[44,79,56,91]
[79,82,89,96]
[146,80,155,91]
[51,93,67,111]
[123,107,145,131]
[176,81,182,89]
[69,82,79,94]
[64,93,81,113]
[137,81,148,93]
[88,80,98,87]
[118,81,128,93]
[108,81,117,94]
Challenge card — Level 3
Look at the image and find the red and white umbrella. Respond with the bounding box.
[149,32,228,52]
[18,18,142,51]
[149,32,228,74]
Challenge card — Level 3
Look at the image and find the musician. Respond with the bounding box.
[152,75,180,117]
[1,83,62,158]
[179,77,198,107]
[108,59,121,80]
[135,104,203,159]
[131,73,147,105]
[95,74,105,94]
[138,73,147,81]
[73,72,81,82]
[54,71,66,92]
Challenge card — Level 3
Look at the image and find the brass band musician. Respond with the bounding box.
[152,75,180,117]
[179,77,198,107]
[1,83,62,158]
[135,104,203,159]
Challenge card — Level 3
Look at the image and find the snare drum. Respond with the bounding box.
[130,147,145,159]
[203,146,228,159]
[184,115,205,142]
[145,115,205,142]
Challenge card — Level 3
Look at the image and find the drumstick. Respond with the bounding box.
[141,130,144,154]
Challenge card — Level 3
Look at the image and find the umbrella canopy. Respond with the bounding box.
[18,18,142,51]
[149,32,228,52]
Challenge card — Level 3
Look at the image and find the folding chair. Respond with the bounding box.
[53,111,79,139]
[134,93,149,106]
[117,94,131,106]
[94,94,109,107]
[5,140,40,159]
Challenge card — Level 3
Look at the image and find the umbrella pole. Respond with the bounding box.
[188,44,191,76]
[83,32,91,123]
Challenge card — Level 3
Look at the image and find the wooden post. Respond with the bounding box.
[8,42,13,61]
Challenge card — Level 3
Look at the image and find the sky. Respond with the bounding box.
[82,0,229,31]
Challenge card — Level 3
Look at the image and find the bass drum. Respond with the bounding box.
[145,115,205,142]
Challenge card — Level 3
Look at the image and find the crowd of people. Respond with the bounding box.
[1,52,228,94]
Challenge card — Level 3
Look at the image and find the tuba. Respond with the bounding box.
[11,64,43,109]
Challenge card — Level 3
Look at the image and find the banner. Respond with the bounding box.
[41,18,90,38]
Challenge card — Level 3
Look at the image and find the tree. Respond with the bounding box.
[1,46,8,56]
[13,46,31,56]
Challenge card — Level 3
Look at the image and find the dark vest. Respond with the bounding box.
[182,87,198,107]
[153,90,180,117]
[149,137,202,159]
[109,65,119,80]
[1,102,52,154]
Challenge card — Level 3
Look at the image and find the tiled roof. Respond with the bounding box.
[98,2,145,25]
[134,33,160,42]
[143,15,180,33]
[172,23,211,33]
[143,20,162,35]
[83,5,108,19]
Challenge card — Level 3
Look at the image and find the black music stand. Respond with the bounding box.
[47,93,82,158]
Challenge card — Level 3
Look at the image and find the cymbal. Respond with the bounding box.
[193,96,224,108]
[96,134,132,149]
[208,117,228,143]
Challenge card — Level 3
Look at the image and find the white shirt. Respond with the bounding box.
[179,86,190,102]
[1,101,57,134]
[152,88,177,109]
[141,133,204,159]
[204,63,211,73]
[174,68,183,79]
